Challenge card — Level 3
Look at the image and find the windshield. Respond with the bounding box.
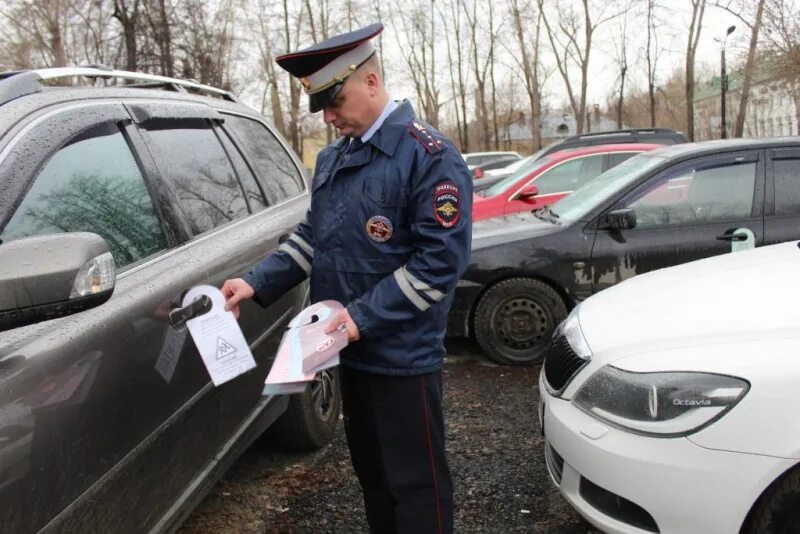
[552,153,666,221]
[480,154,554,198]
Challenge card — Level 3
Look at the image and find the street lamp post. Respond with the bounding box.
[718,25,736,139]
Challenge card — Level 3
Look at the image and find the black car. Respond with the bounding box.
[0,67,338,532]
[450,138,800,365]
[538,128,688,160]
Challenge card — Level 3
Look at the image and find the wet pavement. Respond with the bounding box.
[180,342,597,533]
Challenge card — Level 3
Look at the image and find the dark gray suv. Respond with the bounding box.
[0,67,339,533]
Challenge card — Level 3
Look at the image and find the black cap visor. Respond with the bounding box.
[309,82,344,113]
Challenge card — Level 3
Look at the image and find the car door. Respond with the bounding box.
[0,102,220,533]
[588,150,766,293]
[128,102,307,448]
[504,153,605,215]
[764,147,800,245]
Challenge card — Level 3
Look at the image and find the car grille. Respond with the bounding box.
[543,331,589,395]
[544,441,564,485]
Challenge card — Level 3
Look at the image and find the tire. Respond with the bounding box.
[268,368,341,451]
[473,277,567,366]
[742,466,800,534]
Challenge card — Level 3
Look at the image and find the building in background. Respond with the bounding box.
[694,68,799,140]
[498,110,626,155]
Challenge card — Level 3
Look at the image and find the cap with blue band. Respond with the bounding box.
[276,23,384,113]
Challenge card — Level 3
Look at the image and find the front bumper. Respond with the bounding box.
[538,374,795,534]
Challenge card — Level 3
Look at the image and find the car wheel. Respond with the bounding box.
[473,277,567,366]
[742,466,800,534]
[269,368,341,451]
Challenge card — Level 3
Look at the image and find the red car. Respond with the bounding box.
[472,143,662,220]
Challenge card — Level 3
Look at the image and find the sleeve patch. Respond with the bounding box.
[408,121,445,154]
[433,181,461,228]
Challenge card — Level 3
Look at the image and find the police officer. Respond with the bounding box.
[222,22,471,534]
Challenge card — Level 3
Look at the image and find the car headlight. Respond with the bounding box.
[572,366,749,437]
[560,304,591,359]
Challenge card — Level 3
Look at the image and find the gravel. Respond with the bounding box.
[180,342,598,533]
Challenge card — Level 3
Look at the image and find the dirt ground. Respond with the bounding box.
[180,343,597,533]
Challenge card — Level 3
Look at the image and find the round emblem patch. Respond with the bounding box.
[433,181,461,228]
[366,215,393,242]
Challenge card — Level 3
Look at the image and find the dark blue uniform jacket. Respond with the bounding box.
[244,101,472,375]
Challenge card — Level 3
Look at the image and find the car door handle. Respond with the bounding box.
[169,295,212,329]
[716,232,748,242]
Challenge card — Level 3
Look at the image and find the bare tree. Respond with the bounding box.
[509,0,545,151]
[686,0,707,141]
[0,0,73,68]
[715,0,768,137]
[391,0,440,127]
[762,0,800,133]
[462,0,495,149]
[539,0,623,134]
[112,0,140,71]
[439,0,469,150]
[609,1,634,129]
[643,0,662,126]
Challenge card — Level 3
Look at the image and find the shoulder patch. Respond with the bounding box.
[407,121,445,154]
[433,181,461,228]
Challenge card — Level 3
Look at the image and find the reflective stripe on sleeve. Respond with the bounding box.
[393,269,431,311]
[278,242,312,275]
[400,266,445,302]
[289,234,314,258]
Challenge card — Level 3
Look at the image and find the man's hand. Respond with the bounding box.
[221,278,255,319]
[325,308,360,342]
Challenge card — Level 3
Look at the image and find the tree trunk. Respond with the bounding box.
[113,0,139,72]
[686,0,706,142]
[734,0,767,137]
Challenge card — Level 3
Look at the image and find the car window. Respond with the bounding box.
[217,127,269,213]
[223,115,304,202]
[481,156,554,197]
[626,161,757,227]
[553,154,665,221]
[142,118,249,235]
[0,122,167,269]
[772,158,800,215]
[533,154,604,195]
[609,152,637,167]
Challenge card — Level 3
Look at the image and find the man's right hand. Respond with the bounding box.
[221,278,255,319]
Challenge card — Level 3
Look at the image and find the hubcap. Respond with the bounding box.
[311,369,335,421]
[493,297,550,351]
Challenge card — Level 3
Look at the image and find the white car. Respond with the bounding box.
[539,241,800,534]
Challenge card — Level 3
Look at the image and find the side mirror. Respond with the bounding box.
[517,183,539,201]
[0,233,116,332]
[604,208,637,230]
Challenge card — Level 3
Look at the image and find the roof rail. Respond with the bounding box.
[0,66,238,107]
[576,128,678,139]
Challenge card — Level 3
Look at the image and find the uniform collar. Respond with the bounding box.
[364,99,416,157]
[361,98,398,143]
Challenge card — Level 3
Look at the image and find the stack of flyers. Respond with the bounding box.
[263,300,348,395]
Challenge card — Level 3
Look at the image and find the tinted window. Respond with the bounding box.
[609,152,637,167]
[533,154,604,195]
[223,115,303,202]
[217,128,269,213]
[0,123,167,268]
[143,119,248,235]
[773,159,800,215]
[627,161,756,228]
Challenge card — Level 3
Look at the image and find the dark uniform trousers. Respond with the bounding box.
[340,366,453,534]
